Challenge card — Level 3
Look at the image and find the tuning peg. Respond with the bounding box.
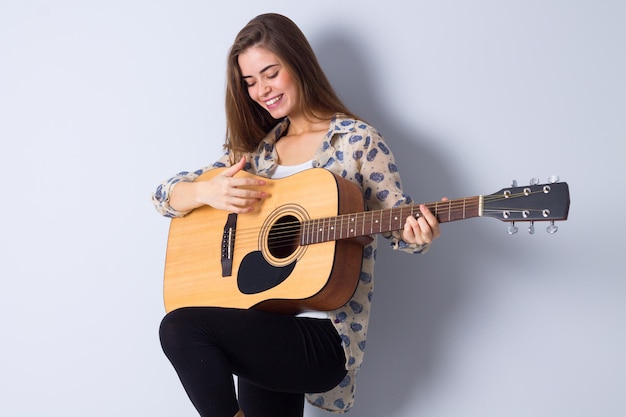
[528,222,535,235]
[546,221,558,234]
[549,175,560,183]
[511,180,518,187]
[530,178,540,186]
[507,222,519,235]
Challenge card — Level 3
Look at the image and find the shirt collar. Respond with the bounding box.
[254,114,355,173]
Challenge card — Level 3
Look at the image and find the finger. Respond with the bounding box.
[418,204,438,225]
[403,215,427,245]
[224,158,267,189]
[403,215,418,237]
[220,192,264,212]
[415,217,434,242]
[417,205,441,239]
[228,186,266,201]
[417,216,440,241]
[219,158,266,192]
[229,176,267,189]
[222,156,247,178]
[223,203,256,214]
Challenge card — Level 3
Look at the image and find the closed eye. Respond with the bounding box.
[242,64,281,88]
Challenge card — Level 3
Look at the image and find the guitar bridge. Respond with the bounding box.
[221,213,237,277]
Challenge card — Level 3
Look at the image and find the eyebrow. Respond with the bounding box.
[242,63,280,79]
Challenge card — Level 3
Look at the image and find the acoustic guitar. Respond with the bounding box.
[163,168,570,314]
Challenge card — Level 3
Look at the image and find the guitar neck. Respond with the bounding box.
[301,196,481,245]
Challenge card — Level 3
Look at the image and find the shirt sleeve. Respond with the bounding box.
[150,152,232,218]
[356,126,429,254]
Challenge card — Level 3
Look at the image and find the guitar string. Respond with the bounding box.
[228,197,481,244]
[224,189,551,250]
[229,190,549,247]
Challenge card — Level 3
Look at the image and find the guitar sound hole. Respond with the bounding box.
[268,215,301,259]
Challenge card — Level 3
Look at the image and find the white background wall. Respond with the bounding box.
[1,1,624,416]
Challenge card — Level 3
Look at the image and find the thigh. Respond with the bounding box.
[169,307,347,393]
[238,379,304,417]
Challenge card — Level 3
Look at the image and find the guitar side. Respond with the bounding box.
[163,168,365,314]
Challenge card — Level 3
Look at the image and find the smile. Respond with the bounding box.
[265,94,283,107]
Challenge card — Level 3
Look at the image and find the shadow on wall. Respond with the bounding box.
[308,30,503,416]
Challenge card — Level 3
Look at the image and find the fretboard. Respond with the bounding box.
[300,196,482,245]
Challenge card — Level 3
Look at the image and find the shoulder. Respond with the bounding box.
[330,114,385,149]
[332,114,378,134]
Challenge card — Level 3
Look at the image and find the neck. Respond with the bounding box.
[286,113,332,136]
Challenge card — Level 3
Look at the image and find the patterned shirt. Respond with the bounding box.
[151,114,428,412]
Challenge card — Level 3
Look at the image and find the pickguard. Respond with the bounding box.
[237,251,297,294]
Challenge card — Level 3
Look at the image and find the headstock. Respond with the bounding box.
[483,176,570,234]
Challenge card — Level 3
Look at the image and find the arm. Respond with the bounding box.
[356,127,441,252]
[151,155,267,218]
[151,166,213,218]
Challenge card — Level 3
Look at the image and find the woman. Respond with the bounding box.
[152,13,442,417]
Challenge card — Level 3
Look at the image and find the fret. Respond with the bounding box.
[348,214,356,236]
[361,211,365,236]
[309,219,314,244]
[339,214,344,240]
[301,196,485,246]
[394,208,402,229]
[463,198,467,218]
[314,218,321,244]
[300,221,309,245]
[322,219,330,242]
[302,220,309,245]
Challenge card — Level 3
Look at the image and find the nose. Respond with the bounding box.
[257,79,271,97]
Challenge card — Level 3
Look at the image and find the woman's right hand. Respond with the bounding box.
[169,157,267,214]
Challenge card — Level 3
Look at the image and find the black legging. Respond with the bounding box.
[159,307,347,417]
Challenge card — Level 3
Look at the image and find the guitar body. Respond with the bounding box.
[163,168,366,314]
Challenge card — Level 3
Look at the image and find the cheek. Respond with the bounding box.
[282,74,295,91]
[246,85,260,102]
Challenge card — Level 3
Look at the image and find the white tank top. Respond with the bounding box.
[270,160,313,179]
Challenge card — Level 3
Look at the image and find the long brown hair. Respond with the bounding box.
[224,13,356,158]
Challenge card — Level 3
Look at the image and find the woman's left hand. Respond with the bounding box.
[401,199,446,246]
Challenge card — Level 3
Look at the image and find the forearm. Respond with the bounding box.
[151,169,209,218]
[151,152,232,218]
[168,181,204,214]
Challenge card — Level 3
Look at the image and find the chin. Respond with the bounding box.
[267,109,289,120]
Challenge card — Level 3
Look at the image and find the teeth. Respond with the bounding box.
[266,95,282,106]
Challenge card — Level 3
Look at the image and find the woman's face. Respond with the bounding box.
[238,46,300,120]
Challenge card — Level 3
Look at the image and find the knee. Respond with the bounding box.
[159,308,194,356]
